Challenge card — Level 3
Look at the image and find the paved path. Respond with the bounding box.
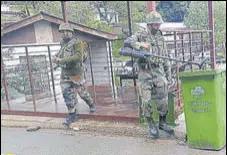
[1,127,226,155]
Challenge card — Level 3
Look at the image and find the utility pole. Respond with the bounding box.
[127,1,132,36]
[61,1,68,23]
[146,1,156,13]
[127,1,137,86]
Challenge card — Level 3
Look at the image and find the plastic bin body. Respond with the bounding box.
[179,70,226,150]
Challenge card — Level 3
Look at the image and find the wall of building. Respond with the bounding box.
[86,40,112,86]
[34,21,53,43]
[1,24,36,45]
[51,23,61,43]
[1,45,61,101]
[1,21,114,87]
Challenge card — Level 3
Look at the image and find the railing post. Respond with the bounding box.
[208,1,216,69]
[108,41,117,100]
[201,32,205,59]
[174,32,181,107]
[174,31,177,57]
[88,42,97,105]
[47,45,57,105]
[189,32,193,71]
[181,33,185,61]
[25,46,36,112]
[1,51,10,110]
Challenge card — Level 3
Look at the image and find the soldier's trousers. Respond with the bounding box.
[60,81,94,113]
[138,72,169,118]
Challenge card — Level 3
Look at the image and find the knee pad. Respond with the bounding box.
[156,97,168,116]
[153,77,168,99]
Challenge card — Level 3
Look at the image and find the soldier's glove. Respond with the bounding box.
[79,79,87,86]
[167,76,171,82]
[54,57,61,63]
[167,78,176,90]
[140,42,151,51]
[167,77,173,86]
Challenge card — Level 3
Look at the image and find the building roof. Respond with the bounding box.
[1,11,118,40]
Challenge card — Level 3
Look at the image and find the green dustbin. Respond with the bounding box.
[179,69,226,150]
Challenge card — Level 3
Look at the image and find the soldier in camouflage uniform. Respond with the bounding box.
[54,23,96,126]
[124,11,174,138]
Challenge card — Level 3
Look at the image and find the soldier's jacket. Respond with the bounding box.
[55,38,87,82]
[126,28,171,79]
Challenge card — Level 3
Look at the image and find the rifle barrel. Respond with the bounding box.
[120,48,206,67]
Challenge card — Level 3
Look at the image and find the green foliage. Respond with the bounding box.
[1,1,115,31]
[114,70,121,86]
[157,1,191,22]
[184,1,226,45]
[1,14,13,23]
[1,76,24,100]
[112,34,131,60]
[84,20,113,32]
[90,1,126,24]
[1,1,62,20]
[131,1,146,23]
[112,37,124,59]
[67,1,95,24]
[131,1,146,34]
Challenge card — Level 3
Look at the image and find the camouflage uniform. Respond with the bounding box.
[125,12,174,138]
[55,23,95,126]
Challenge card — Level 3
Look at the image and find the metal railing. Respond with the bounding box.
[1,43,60,112]
[1,30,225,120]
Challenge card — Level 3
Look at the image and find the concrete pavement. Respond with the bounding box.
[1,127,226,155]
[1,113,186,141]
[2,113,226,154]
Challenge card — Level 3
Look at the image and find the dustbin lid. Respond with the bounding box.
[178,69,226,78]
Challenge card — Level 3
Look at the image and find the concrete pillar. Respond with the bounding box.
[146,1,156,14]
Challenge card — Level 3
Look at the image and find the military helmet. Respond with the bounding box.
[145,11,164,24]
[59,23,74,32]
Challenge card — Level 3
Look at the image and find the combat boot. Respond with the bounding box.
[62,114,70,125]
[63,110,78,126]
[147,117,159,139]
[159,115,174,134]
[89,104,96,113]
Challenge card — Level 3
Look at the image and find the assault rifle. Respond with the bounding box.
[52,56,66,70]
[119,48,209,70]
[52,44,66,70]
